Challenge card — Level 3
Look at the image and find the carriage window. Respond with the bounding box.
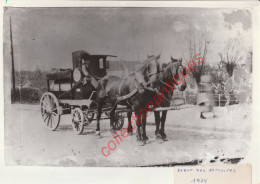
[106,60,109,69]
[99,58,104,69]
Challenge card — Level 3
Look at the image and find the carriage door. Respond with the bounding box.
[72,51,88,99]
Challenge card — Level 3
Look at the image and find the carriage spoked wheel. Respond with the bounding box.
[72,107,85,135]
[112,112,124,131]
[84,110,95,124]
[40,92,61,131]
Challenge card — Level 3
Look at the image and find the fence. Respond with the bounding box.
[174,92,238,107]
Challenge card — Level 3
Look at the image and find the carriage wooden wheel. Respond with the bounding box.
[40,92,61,131]
[72,107,85,135]
[113,112,124,130]
[84,110,94,124]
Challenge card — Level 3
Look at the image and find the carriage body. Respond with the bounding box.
[40,50,124,134]
[40,51,189,135]
[46,50,113,101]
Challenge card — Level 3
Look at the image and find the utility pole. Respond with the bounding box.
[10,17,16,103]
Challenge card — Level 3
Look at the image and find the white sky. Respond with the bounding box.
[3,7,252,71]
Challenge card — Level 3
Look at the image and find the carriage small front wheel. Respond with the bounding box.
[72,107,85,135]
[40,92,61,131]
[86,111,94,124]
[112,112,124,130]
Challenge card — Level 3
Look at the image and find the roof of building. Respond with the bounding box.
[107,60,140,72]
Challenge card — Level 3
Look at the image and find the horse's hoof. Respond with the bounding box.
[110,128,115,134]
[160,131,168,141]
[155,130,159,136]
[143,136,149,141]
[95,131,101,136]
[155,130,162,135]
[136,135,142,141]
[138,140,146,146]
[128,131,133,136]
[155,130,162,139]
[162,136,168,141]
[142,140,146,146]
[137,138,142,142]
[156,134,162,139]
[200,112,206,119]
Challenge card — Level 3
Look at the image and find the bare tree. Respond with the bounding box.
[29,68,46,90]
[182,27,211,84]
[15,70,29,89]
[219,38,242,77]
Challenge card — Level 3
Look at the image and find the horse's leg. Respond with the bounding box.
[135,112,142,141]
[154,111,161,138]
[160,110,168,141]
[109,102,117,134]
[96,100,104,136]
[141,111,148,143]
[127,106,134,136]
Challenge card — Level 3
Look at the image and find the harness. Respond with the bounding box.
[117,70,147,101]
[116,60,181,103]
[113,59,184,112]
[117,57,160,102]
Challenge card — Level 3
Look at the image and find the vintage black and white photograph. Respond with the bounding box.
[3,7,253,167]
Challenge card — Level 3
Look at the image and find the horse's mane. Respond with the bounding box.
[161,57,181,81]
[161,62,170,70]
[139,55,160,73]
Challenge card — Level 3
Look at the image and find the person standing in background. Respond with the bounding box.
[197,75,215,119]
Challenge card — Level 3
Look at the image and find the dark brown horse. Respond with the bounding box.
[95,55,161,144]
[154,57,187,141]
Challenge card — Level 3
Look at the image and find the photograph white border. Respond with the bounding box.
[0,1,259,184]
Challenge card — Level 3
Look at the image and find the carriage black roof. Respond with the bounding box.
[46,70,72,80]
[91,55,117,58]
[72,50,117,59]
[46,51,117,80]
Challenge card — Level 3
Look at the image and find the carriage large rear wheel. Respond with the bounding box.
[40,92,61,131]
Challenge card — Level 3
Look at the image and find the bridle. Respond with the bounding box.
[146,70,160,77]
[159,60,184,91]
[136,57,161,87]
[117,57,161,100]
[117,58,184,102]
[141,59,186,92]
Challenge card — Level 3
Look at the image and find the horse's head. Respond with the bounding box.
[167,56,186,91]
[141,54,161,88]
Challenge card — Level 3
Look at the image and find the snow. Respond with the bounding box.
[4,103,252,166]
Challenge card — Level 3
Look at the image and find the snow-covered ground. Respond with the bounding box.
[4,103,252,167]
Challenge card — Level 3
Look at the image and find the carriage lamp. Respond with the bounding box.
[73,68,81,82]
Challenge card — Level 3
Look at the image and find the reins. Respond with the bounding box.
[57,81,81,99]
[114,58,184,112]
[117,56,161,101]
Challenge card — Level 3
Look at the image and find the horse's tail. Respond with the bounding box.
[96,77,108,102]
[122,61,129,77]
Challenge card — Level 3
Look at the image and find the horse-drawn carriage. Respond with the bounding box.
[40,50,195,144]
[40,50,126,134]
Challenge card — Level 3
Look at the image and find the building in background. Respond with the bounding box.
[107,60,140,77]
